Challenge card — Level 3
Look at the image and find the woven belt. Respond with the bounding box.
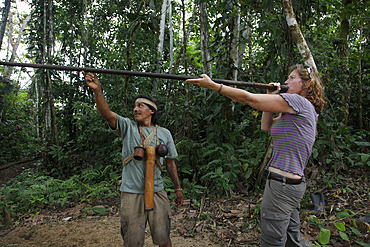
[268,172,302,185]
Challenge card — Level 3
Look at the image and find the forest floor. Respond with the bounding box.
[0,161,369,247]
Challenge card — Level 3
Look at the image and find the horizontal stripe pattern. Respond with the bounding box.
[268,94,318,176]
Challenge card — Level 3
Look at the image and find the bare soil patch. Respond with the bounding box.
[0,215,219,247]
[0,162,369,246]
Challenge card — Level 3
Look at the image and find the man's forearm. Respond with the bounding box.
[165,160,181,189]
[93,88,116,127]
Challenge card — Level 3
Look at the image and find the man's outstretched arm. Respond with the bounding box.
[83,71,117,128]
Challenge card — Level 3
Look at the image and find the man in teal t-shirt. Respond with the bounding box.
[84,71,184,247]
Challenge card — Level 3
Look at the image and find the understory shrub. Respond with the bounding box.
[0,167,121,216]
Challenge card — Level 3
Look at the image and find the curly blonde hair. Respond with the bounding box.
[289,64,326,114]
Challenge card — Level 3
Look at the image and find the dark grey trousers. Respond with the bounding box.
[260,174,310,247]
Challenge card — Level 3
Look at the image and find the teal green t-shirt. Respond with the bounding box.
[110,114,178,194]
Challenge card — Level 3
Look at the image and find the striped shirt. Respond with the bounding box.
[268,93,318,177]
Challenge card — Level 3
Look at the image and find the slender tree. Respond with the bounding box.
[229,3,240,81]
[199,0,211,77]
[126,1,144,75]
[43,0,58,146]
[358,16,363,129]
[158,0,168,60]
[168,0,174,70]
[337,0,352,126]
[154,0,169,94]
[27,0,58,145]
[282,0,317,72]
[0,0,11,50]
[4,15,31,79]
[0,0,11,123]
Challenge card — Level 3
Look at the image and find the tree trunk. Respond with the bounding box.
[165,2,196,127]
[0,0,11,50]
[4,15,31,79]
[168,0,174,70]
[49,1,57,146]
[42,0,57,145]
[0,94,4,123]
[358,17,363,129]
[126,2,144,94]
[172,9,196,72]
[223,3,241,132]
[5,11,12,61]
[229,7,240,81]
[42,0,49,141]
[239,24,250,77]
[282,0,317,72]
[35,78,40,138]
[154,0,169,95]
[338,0,352,126]
[181,0,188,80]
[0,5,12,123]
[157,0,167,60]
[199,1,211,77]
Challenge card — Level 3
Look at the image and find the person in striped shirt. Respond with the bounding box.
[186,64,325,246]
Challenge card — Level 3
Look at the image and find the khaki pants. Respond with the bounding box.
[260,173,310,247]
[120,190,171,246]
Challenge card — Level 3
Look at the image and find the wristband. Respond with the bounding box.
[217,84,223,93]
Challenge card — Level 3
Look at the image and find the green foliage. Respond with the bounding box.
[318,228,331,245]
[83,205,110,216]
[309,209,368,246]
[1,0,368,205]
[0,78,14,96]
[0,167,120,216]
[196,136,265,196]
[1,169,79,213]
[0,84,40,164]
[313,118,370,182]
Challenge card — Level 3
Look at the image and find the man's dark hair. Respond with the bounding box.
[134,95,159,125]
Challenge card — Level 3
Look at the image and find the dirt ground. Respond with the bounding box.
[0,215,218,247]
[0,160,369,247]
[0,194,254,247]
[0,161,223,247]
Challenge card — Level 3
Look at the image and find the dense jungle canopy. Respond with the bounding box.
[0,1,369,245]
[0,0,370,246]
[1,0,369,195]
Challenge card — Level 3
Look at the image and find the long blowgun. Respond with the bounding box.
[0,61,288,92]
